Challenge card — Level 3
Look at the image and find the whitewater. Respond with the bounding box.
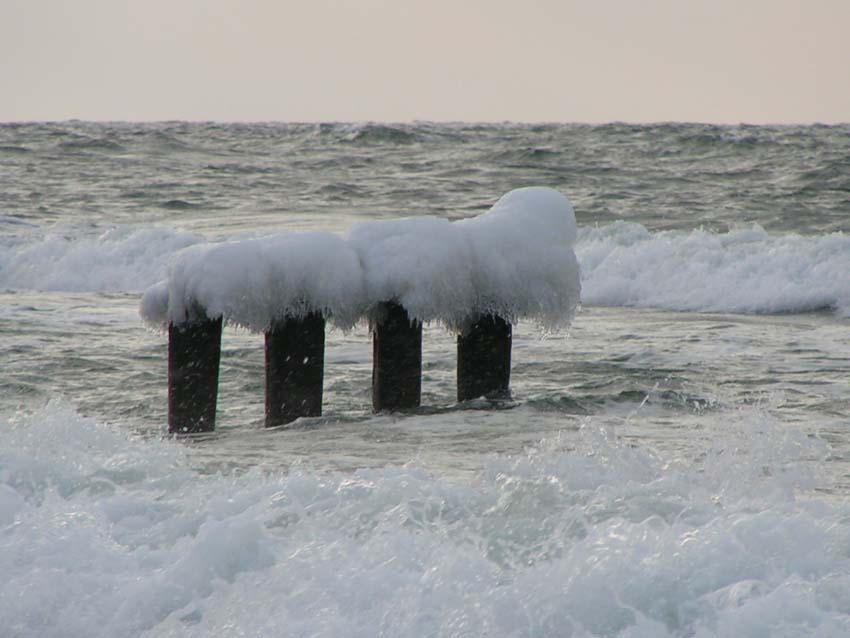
[4,217,849,317]
[1,121,849,637]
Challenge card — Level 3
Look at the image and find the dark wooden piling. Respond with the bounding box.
[265,312,326,427]
[372,302,422,412]
[457,314,512,402]
[168,315,223,434]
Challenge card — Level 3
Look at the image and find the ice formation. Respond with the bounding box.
[140,187,582,331]
[140,232,365,331]
[456,186,581,328]
[346,216,476,326]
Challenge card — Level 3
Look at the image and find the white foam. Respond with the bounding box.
[578,222,850,316]
[8,203,847,321]
[2,404,848,637]
[0,226,202,292]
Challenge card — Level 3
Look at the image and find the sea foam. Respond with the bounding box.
[3,205,849,320]
[578,222,850,317]
[2,404,848,637]
[0,226,203,293]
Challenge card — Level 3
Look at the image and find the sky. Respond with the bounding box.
[1,0,848,123]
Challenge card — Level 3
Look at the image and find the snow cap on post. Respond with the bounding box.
[139,231,365,331]
[456,186,581,330]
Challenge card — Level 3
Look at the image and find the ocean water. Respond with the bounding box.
[1,121,850,637]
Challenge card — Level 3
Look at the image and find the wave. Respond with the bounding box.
[0,144,30,153]
[159,199,202,210]
[1,403,847,637]
[2,222,849,318]
[335,123,421,145]
[0,215,39,229]
[489,146,562,165]
[0,227,203,293]
[56,137,126,152]
[577,222,850,317]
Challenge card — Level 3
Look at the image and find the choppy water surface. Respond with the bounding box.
[2,122,849,637]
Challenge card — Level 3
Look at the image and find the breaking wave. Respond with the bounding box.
[3,222,848,318]
[1,403,847,637]
[577,222,850,317]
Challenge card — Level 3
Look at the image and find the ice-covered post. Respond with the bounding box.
[141,187,580,424]
[457,314,512,401]
[372,302,422,411]
[141,232,364,430]
[265,312,326,426]
[454,186,581,402]
[347,216,465,413]
[168,314,223,433]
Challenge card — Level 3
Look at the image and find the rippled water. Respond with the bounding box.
[3,121,849,235]
[2,122,849,637]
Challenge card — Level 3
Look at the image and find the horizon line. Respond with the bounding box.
[2,118,848,127]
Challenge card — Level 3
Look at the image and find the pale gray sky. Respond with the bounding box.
[2,0,848,123]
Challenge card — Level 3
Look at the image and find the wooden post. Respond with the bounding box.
[265,312,326,427]
[457,314,512,402]
[372,302,422,412]
[168,315,223,433]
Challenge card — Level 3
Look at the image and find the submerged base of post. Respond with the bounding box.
[168,316,223,434]
[457,314,512,402]
[372,302,422,412]
[265,312,326,427]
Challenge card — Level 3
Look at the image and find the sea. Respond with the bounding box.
[1,121,849,637]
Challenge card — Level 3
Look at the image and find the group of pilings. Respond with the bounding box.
[168,302,512,434]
